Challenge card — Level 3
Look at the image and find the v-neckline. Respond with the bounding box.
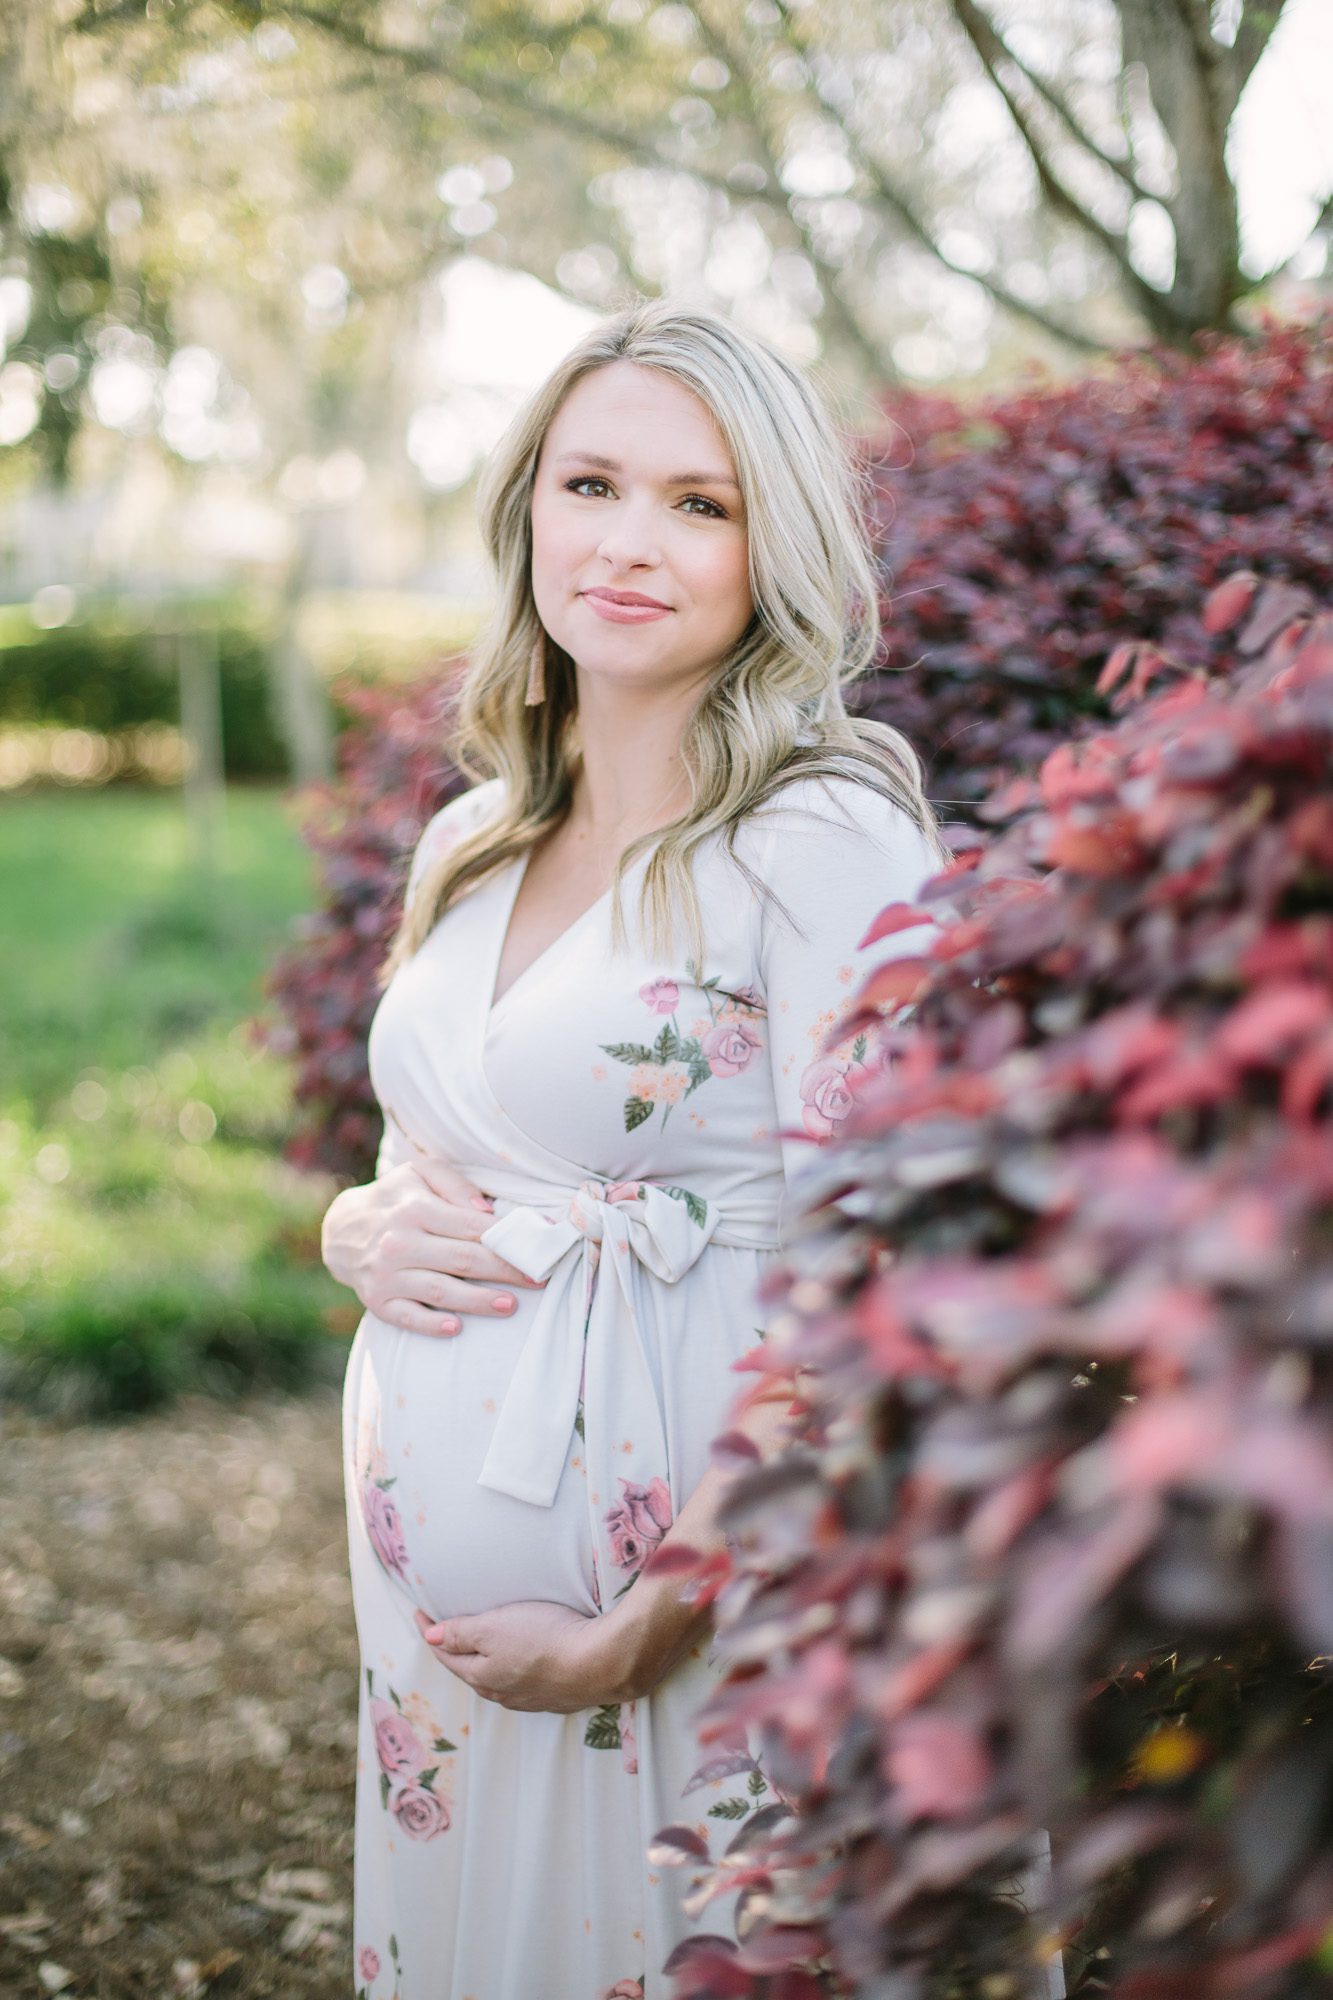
[485,848,614,1021]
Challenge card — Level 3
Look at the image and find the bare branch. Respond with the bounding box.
[684,0,892,381]
[200,2,759,212]
[1229,0,1292,97]
[768,0,1109,355]
[948,0,1167,324]
[949,0,1153,205]
[78,0,1115,357]
[69,0,154,28]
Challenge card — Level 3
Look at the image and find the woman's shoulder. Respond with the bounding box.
[735,766,936,868]
[406,776,505,901]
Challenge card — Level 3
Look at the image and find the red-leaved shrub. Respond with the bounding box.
[255,671,465,1181]
[659,579,1333,1999]
[859,313,1333,815]
[263,321,1332,1189]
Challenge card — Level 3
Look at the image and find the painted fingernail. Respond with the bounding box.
[494,1294,515,1312]
[441,1318,460,1334]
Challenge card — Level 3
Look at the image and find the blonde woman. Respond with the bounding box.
[321,298,949,2000]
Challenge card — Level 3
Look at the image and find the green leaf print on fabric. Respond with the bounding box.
[652,1023,678,1063]
[600,964,765,1135]
[574,1399,586,1442]
[705,1768,769,1822]
[583,1702,623,1751]
[663,1183,709,1228]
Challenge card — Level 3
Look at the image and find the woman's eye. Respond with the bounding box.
[563,477,727,519]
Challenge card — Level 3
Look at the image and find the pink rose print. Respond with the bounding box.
[604,1983,645,1999]
[390,1782,452,1841]
[619,1701,638,1776]
[605,1180,645,1204]
[604,1476,673,1574]
[358,1945,381,1982]
[371,1698,425,1777]
[361,1477,409,1579]
[702,1017,762,1078]
[798,1054,878,1138]
[640,977,679,1013]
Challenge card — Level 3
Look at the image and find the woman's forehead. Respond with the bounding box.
[544,361,734,469]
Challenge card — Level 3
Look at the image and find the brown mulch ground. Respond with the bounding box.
[0,1385,360,2000]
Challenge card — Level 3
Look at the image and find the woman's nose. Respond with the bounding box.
[595,501,662,571]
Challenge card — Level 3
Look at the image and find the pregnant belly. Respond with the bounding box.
[343,1307,597,1623]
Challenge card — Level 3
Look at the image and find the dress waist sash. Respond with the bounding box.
[462,1169,781,1510]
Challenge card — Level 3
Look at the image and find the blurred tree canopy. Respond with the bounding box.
[0,0,1326,487]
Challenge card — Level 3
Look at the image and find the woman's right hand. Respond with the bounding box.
[319,1157,547,1338]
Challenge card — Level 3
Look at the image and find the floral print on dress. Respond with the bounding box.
[601,958,766,1135]
[604,1475,673,1587]
[603,1981,646,1998]
[580,1696,644,1770]
[355,1931,403,2000]
[798,1029,885,1137]
[361,1471,409,1581]
[619,1699,639,1776]
[367,1669,455,1842]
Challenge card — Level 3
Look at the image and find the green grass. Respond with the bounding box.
[0,784,352,1414]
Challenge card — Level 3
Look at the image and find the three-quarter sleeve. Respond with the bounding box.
[373,779,500,1178]
[752,775,943,1234]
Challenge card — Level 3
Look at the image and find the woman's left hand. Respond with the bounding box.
[414,1600,628,1714]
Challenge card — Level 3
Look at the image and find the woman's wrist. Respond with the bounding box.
[319,1186,349,1284]
[592,1572,714,1704]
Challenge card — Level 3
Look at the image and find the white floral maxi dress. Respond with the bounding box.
[341,772,940,2000]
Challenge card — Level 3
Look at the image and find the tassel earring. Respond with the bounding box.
[524,630,547,706]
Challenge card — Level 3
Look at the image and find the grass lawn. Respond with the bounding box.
[0,783,351,1412]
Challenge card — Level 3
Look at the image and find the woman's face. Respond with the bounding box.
[529,359,754,696]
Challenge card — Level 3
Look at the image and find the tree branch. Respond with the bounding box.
[948,0,1167,323]
[684,0,893,382]
[1230,0,1292,98]
[79,0,1113,358]
[768,0,1109,355]
[949,0,1153,206]
[207,1,765,213]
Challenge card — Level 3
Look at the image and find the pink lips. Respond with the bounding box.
[581,587,673,625]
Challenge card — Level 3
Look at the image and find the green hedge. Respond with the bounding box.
[0,602,288,776]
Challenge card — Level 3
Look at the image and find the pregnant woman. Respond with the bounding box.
[320,299,948,2000]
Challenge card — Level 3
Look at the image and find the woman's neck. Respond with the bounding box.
[564,682,699,853]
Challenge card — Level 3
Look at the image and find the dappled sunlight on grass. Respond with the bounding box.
[0,785,351,1412]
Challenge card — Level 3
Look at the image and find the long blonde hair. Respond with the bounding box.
[381,297,947,984]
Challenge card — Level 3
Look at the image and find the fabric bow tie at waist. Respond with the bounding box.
[474,1177,777,1508]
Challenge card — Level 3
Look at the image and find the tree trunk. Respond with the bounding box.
[270,518,334,786]
[178,622,225,879]
[1114,0,1242,337]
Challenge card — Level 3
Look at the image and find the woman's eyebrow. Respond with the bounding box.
[552,449,740,490]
